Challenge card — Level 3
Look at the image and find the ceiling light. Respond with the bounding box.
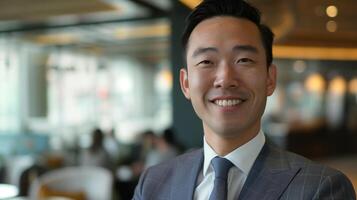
[273,46,357,61]
[30,33,78,45]
[305,73,326,94]
[329,76,347,95]
[293,60,307,73]
[115,23,170,40]
[326,5,338,18]
[326,20,337,32]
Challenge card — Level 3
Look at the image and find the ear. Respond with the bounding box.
[180,68,191,100]
[266,64,277,96]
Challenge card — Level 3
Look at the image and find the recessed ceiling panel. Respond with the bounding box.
[0,0,118,21]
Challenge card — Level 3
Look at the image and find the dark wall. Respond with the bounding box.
[170,1,203,149]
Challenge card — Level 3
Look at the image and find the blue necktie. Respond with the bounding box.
[209,157,234,200]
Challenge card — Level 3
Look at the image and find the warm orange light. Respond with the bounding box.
[349,78,357,94]
[326,5,338,18]
[156,67,173,91]
[273,46,357,61]
[329,76,347,95]
[305,73,326,94]
[30,33,78,45]
[115,23,170,39]
[326,20,338,32]
[180,0,202,9]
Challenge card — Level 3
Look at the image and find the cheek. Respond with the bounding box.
[244,71,269,95]
[187,73,210,118]
[189,71,212,94]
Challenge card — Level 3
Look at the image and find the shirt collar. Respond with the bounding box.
[202,129,265,177]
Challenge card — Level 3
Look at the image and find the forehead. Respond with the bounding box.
[186,16,263,55]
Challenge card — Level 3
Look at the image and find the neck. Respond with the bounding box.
[204,126,260,156]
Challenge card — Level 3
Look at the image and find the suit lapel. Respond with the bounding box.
[171,149,203,200]
[238,144,301,200]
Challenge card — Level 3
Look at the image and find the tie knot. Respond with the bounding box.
[211,157,233,180]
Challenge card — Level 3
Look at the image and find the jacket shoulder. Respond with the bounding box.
[269,146,356,199]
[273,146,343,176]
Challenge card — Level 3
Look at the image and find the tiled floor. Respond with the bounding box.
[318,155,357,196]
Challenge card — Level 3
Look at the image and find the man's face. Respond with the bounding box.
[180,16,276,139]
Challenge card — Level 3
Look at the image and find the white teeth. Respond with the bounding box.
[214,99,242,107]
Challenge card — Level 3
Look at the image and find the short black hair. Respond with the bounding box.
[181,0,274,66]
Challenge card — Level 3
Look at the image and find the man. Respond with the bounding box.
[133,0,356,199]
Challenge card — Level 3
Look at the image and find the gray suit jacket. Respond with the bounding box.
[133,144,356,200]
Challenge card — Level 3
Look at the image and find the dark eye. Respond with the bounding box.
[237,58,254,64]
[197,60,213,66]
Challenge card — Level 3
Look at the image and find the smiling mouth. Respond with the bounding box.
[213,99,244,107]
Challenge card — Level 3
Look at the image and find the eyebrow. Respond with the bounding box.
[192,47,218,58]
[232,45,259,54]
[191,45,259,58]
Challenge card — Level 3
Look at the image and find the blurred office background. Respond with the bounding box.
[0,0,356,199]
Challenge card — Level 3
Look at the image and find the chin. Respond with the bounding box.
[214,127,244,138]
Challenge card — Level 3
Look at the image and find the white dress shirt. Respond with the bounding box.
[194,130,265,200]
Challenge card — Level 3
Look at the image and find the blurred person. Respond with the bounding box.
[133,0,356,199]
[144,129,179,168]
[117,129,179,180]
[116,130,157,200]
[103,128,121,164]
[162,127,185,153]
[117,129,180,199]
[79,128,112,170]
[139,130,157,162]
[117,131,157,181]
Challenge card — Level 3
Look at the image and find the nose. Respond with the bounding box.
[213,63,239,88]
